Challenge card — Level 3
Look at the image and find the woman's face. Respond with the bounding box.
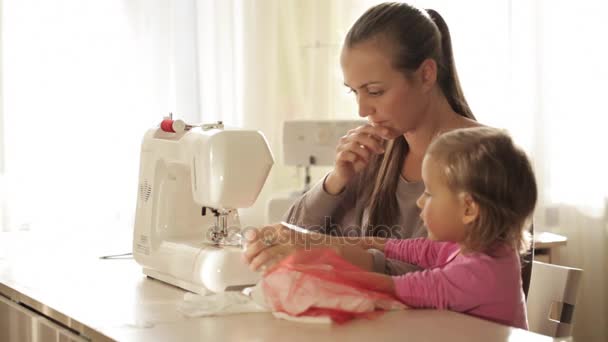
[340,40,429,134]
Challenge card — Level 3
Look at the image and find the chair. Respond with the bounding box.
[527,261,583,337]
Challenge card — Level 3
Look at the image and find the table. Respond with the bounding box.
[534,232,568,264]
[0,231,562,342]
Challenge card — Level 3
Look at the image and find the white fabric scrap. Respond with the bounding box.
[178,285,270,317]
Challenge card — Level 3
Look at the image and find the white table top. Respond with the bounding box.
[534,232,568,249]
[0,231,559,342]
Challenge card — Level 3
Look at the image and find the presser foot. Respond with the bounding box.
[208,231,244,248]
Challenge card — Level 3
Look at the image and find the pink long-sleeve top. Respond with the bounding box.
[385,238,528,329]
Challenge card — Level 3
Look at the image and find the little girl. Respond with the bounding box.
[352,126,537,329]
[245,127,537,329]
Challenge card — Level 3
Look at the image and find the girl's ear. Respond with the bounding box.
[460,192,479,225]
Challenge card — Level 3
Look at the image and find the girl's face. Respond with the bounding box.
[416,155,467,243]
[340,40,430,135]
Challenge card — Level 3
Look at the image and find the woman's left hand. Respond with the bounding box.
[242,223,307,272]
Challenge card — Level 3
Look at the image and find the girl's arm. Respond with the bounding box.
[244,224,382,272]
[325,235,389,270]
[245,225,444,272]
[315,235,443,271]
[329,236,446,269]
[369,273,396,294]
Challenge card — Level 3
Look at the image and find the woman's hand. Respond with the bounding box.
[325,124,399,195]
[242,223,325,272]
[242,223,388,272]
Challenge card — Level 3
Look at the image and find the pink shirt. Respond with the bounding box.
[385,238,528,329]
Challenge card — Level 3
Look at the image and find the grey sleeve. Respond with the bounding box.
[368,249,421,275]
[282,173,354,232]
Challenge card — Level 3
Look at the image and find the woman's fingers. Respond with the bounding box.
[350,124,393,140]
[339,125,392,156]
[337,143,371,163]
[248,247,274,271]
[242,223,296,267]
[242,238,266,263]
[350,133,385,154]
[330,123,399,183]
[249,245,292,272]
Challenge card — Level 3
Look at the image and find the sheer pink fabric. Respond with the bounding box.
[262,248,407,324]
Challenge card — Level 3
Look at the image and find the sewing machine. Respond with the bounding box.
[133,117,274,293]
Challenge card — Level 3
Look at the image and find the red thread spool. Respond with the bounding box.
[161,119,176,132]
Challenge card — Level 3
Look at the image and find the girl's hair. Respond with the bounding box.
[344,2,475,235]
[426,127,537,254]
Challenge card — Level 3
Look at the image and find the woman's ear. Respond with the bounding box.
[417,58,438,92]
[460,192,479,225]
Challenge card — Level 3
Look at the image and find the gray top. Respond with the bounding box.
[282,173,428,275]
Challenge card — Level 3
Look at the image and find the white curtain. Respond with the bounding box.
[1,0,606,340]
[0,0,185,232]
[526,2,608,340]
[237,0,364,224]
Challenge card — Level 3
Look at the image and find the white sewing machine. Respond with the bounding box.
[133,117,274,293]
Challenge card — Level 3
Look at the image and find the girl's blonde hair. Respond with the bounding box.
[426,127,537,254]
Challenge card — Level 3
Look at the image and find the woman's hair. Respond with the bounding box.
[426,127,537,254]
[344,2,475,235]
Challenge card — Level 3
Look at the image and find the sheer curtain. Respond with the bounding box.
[237,0,363,225]
[0,0,4,229]
[0,0,190,233]
[528,1,608,340]
[1,1,606,340]
[0,0,376,229]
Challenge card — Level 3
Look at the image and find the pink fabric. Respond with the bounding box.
[262,248,406,324]
[385,238,528,329]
